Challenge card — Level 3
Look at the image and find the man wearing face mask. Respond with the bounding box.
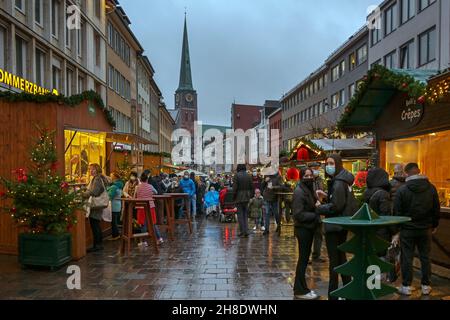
[251,169,262,194]
[179,171,197,219]
[316,154,359,300]
[261,170,282,235]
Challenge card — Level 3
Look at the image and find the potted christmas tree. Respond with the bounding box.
[0,126,82,269]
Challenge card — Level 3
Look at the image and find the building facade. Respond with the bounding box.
[368,0,450,71]
[281,27,369,151]
[268,108,282,153]
[0,0,107,99]
[137,55,160,152]
[159,102,175,155]
[231,103,262,131]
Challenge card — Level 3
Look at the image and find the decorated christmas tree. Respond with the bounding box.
[0,126,82,234]
[115,151,136,180]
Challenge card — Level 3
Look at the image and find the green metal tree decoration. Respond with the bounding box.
[323,203,411,300]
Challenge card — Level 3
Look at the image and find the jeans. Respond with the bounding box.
[312,223,323,259]
[236,203,249,235]
[254,212,263,228]
[111,211,121,238]
[294,227,315,295]
[89,217,103,248]
[191,195,197,217]
[325,230,351,300]
[264,201,279,231]
[400,229,432,286]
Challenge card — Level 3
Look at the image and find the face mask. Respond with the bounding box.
[326,165,336,176]
[130,176,136,181]
[184,175,189,180]
[313,170,320,177]
[253,172,257,177]
[302,179,314,189]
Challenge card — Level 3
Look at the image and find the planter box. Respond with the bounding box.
[19,233,72,269]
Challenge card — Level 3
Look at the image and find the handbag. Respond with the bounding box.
[89,177,109,210]
[102,201,112,222]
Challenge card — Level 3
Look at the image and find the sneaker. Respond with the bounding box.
[158,238,164,244]
[398,286,412,296]
[295,291,319,300]
[253,226,257,231]
[261,226,266,232]
[422,285,432,295]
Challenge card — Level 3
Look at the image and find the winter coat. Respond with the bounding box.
[261,174,282,202]
[84,175,110,220]
[123,180,139,198]
[107,180,124,213]
[232,170,254,204]
[248,196,264,218]
[363,168,393,241]
[317,169,358,233]
[204,190,219,208]
[179,178,196,197]
[292,182,320,230]
[390,176,405,201]
[394,175,440,231]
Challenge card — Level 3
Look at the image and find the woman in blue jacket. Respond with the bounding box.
[107,172,124,240]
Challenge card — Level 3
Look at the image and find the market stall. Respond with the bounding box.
[338,66,450,268]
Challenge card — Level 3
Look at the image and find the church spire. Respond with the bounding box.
[177,14,194,91]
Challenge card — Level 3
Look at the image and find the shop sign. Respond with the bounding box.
[0,68,58,95]
[400,98,423,128]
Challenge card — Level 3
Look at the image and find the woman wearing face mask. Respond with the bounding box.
[316,154,358,300]
[123,172,140,198]
[292,168,321,300]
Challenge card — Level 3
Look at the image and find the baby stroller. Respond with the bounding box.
[218,187,237,223]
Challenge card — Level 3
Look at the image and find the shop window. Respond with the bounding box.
[64,130,106,183]
[385,130,450,209]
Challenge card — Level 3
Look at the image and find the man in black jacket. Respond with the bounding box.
[233,164,254,237]
[261,172,282,235]
[393,163,440,296]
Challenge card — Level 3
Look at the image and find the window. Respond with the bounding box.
[15,36,27,78]
[419,0,436,11]
[0,27,5,69]
[35,49,45,86]
[332,93,339,109]
[66,68,73,96]
[95,33,101,66]
[108,64,114,89]
[51,0,59,38]
[332,65,340,82]
[419,27,436,66]
[401,0,415,24]
[318,101,324,115]
[371,27,381,46]
[349,52,356,71]
[384,4,398,36]
[15,0,24,12]
[95,0,101,18]
[35,0,43,25]
[339,89,346,106]
[349,83,356,99]
[400,40,415,69]
[52,65,61,92]
[65,6,71,48]
[78,75,85,93]
[340,60,346,76]
[77,21,83,56]
[384,50,397,69]
[357,45,368,65]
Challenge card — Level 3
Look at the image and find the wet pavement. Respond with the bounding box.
[0,218,449,300]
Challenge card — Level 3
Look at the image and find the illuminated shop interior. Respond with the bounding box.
[385,129,450,209]
[64,129,107,184]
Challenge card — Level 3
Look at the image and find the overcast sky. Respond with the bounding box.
[120,0,379,126]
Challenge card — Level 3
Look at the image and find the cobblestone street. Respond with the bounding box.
[0,218,449,300]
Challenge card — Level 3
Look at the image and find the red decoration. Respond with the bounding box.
[124,152,129,157]
[10,207,17,213]
[417,95,425,105]
[13,168,28,183]
[354,171,368,188]
[297,146,310,162]
[51,161,59,171]
[286,167,300,181]
[402,82,408,89]
[60,182,69,190]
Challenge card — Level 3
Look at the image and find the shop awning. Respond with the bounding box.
[162,163,187,170]
[106,132,158,145]
[338,66,438,132]
[310,138,374,151]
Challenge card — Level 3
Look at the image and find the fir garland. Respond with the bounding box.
[337,65,427,132]
[113,149,172,158]
[0,90,116,128]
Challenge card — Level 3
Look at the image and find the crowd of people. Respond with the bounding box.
[83,153,440,300]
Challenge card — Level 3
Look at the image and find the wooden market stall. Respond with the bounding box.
[338,66,450,268]
[0,93,114,258]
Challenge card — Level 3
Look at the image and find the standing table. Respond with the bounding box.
[153,194,175,241]
[167,193,193,234]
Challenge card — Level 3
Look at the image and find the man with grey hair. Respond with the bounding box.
[390,164,406,201]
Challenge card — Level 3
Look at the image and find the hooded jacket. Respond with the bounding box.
[292,181,320,230]
[394,175,440,230]
[317,167,358,233]
[390,176,405,201]
[107,179,124,213]
[179,177,196,197]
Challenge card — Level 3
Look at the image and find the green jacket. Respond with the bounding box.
[248,196,264,218]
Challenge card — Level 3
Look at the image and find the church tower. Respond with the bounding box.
[175,14,198,136]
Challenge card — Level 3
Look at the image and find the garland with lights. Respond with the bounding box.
[290,138,324,159]
[424,70,450,104]
[337,65,427,131]
[0,90,116,128]
[0,126,83,234]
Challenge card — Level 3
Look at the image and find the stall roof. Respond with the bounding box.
[310,138,373,151]
[64,127,158,145]
[338,66,438,131]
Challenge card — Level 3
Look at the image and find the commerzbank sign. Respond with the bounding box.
[0,68,59,95]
